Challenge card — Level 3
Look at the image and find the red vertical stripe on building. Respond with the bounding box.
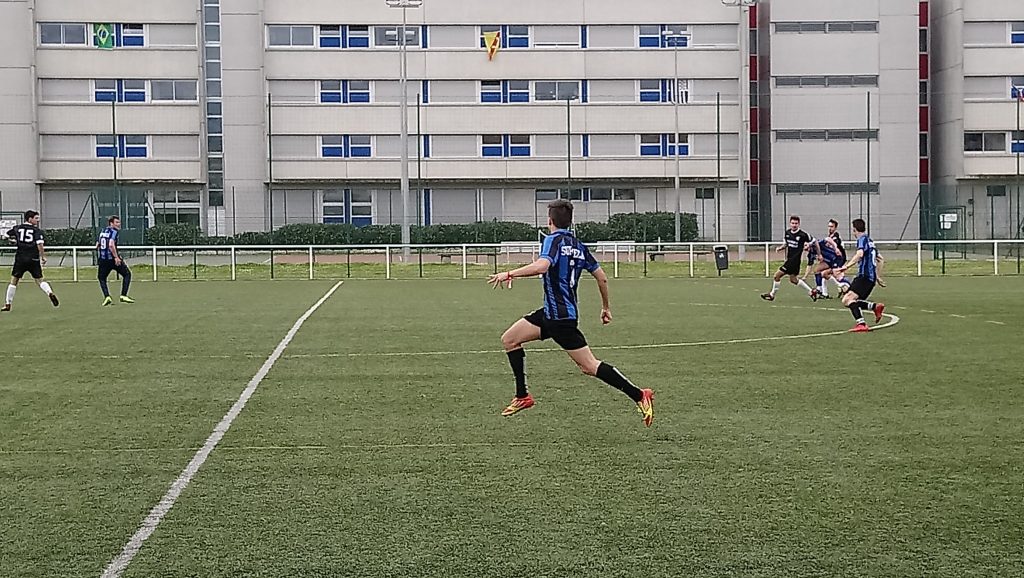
[749,56,758,80]
[750,160,759,184]
[919,2,929,27]
[749,5,757,28]
[750,107,759,129]
[919,54,929,80]
[919,106,929,132]
[919,159,930,183]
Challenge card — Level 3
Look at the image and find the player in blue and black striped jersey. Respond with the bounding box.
[96,215,135,306]
[836,218,886,333]
[487,200,655,427]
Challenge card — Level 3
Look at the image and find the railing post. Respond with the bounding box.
[230,246,237,281]
[994,241,999,276]
[151,246,158,281]
[916,242,922,277]
[308,246,315,280]
[613,244,619,279]
[385,246,392,280]
[764,242,770,277]
[689,243,694,278]
[462,244,468,279]
[72,247,78,282]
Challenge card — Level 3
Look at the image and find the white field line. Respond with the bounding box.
[986,320,1006,326]
[99,280,343,578]
[3,441,576,456]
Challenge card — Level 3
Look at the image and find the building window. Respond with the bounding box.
[95,135,117,157]
[775,129,879,141]
[640,134,662,156]
[507,25,530,48]
[349,80,371,103]
[675,79,690,103]
[320,80,342,103]
[267,25,314,47]
[535,189,559,201]
[347,25,370,47]
[614,188,636,200]
[669,133,689,156]
[321,135,344,157]
[482,135,503,157]
[987,185,1007,197]
[638,25,661,48]
[122,79,146,102]
[662,25,689,47]
[1011,77,1024,99]
[534,25,580,48]
[481,80,502,103]
[1012,22,1024,44]
[776,183,880,195]
[351,189,374,226]
[508,135,531,157]
[535,81,579,101]
[639,80,662,102]
[322,189,345,223]
[507,80,530,103]
[152,80,198,101]
[319,25,341,48]
[964,132,1007,153]
[1012,131,1024,154]
[696,187,716,200]
[774,75,878,88]
[40,23,87,45]
[375,25,419,47]
[349,135,372,157]
[775,21,878,33]
[120,24,145,47]
[123,135,148,157]
[94,79,117,102]
[480,26,502,48]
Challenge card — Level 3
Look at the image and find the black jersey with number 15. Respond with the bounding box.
[7,224,44,261]
[785,229,812,260]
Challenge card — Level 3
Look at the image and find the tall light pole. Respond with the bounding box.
[386,0,422,259]
[665,26,685,242]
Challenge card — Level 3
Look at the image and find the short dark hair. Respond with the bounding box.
[852,218,867,233]
[24,210,38,221]
[108,215,120,225]
[828,219,838,227]
[548,199,574,229]
[789,215,800,222]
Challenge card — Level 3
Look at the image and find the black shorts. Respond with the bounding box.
[523,308,588,351]
[848,276,875,300]
[11,258,43,280]
[98,259,131,279]
[779,256,802,276]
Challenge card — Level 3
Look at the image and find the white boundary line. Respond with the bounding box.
[99,280,343,578]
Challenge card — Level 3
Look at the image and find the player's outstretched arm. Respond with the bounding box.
[591,267,612,324]
[838,249,864,274]
[487,258,551,289]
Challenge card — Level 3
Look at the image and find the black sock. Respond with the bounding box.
[507,349,528,398]
[849,302,865,323]
[857,300,875,310]
[595,362,644,403]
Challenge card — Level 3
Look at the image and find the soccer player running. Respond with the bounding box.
[487,200,655,427]
[761,215,818,302]
[836,218,885,333]
[2,210,59,311]
[96,215,134,306]
[803,233,846,299]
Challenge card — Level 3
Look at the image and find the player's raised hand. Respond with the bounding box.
[487,271,513,290]
[601,308,612,325]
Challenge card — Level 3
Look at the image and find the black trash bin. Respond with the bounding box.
[713,245,729,276]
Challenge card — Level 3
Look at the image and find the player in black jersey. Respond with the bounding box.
[761,215,817,302]
[3,210,59,311]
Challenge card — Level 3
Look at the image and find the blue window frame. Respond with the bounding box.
[1012,23,1024,44]
[507,80,530,103]
[421,25,429,48]
[422,135,431,158]
[480,26,503,48]
[95,135,117,157]
[667,134,689,156]
[349,135,372,157]
[580,25,588,49]
[582,134,590,158]
[122,135,148,157]
[639,25,661,48]
[481,80,502,103]
[508,135,531,157]
[94,79,117,102]
[421,80,429,104]
[122,79,146,102]
[1013,131,1024,154]
[640,134,662,156]
[507,25,529,48]
[320,80,342,103]
[321,135,344,157]
[119,24,145,47]
[319,25,341,48]
[482,135,503,157]
[347,25,370,48]
[348,80,370,103]
[639,79,662,102]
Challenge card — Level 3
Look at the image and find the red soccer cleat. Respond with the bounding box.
[850,324,870,333]
[501,395,535,417]
[636,389,655,427]
[873,303,885,323]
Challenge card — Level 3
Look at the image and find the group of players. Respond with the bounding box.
[760,214,887,333]
[3,211,134,312]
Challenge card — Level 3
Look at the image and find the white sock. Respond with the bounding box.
[6,284,16,304]
[796,279,813,293]
[819,284,829,297]
[771,280,780,295]
[39,282,53,295]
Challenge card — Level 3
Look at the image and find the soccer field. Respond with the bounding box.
[1,277,1022,578]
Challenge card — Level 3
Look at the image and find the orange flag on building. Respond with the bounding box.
[484,31,501,60]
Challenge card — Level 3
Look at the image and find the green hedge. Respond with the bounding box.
[45,213,698,247]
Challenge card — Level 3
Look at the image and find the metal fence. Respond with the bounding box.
[3,240,1023,282]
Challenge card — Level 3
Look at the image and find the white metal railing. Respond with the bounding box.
[1,239,1022,281]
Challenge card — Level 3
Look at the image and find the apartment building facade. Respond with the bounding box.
[931,0,1024,240]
